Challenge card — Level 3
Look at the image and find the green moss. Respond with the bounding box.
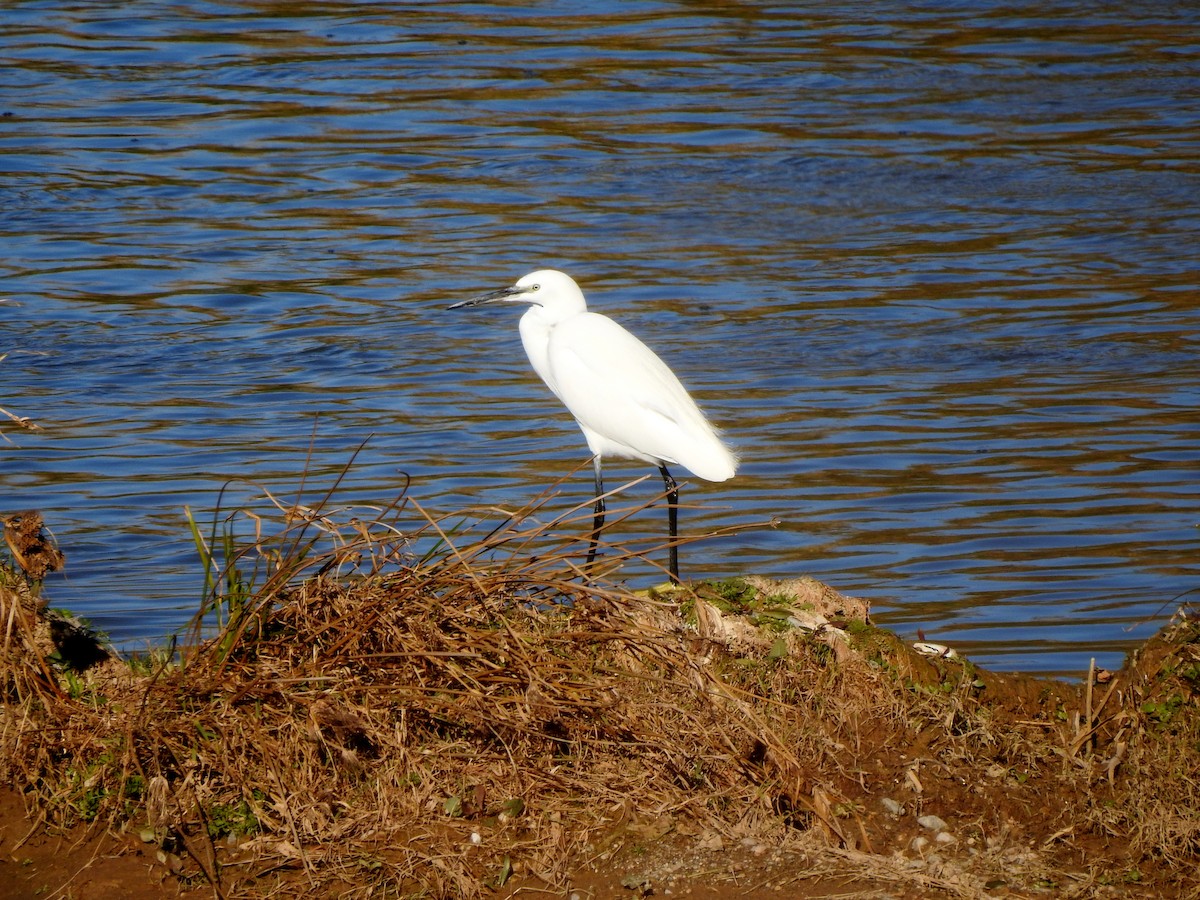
[206,797,260,839]
[1141,694,1184,726]
[700,578,757,612]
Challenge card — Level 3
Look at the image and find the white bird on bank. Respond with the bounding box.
[449,269,736,582]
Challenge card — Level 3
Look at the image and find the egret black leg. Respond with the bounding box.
[586,455,605,569]
[659,464,680,583]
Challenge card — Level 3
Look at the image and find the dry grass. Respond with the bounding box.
[1083,612,1200,870]
[1,349,44,442]
[2,477,1199,899]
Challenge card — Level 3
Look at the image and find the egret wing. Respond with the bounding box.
[545,313,735,481]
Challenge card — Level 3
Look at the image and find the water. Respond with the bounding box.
[2,1,1197,676]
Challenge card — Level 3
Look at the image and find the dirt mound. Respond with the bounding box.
[2,505,1197,898]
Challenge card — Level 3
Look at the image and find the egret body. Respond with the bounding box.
[449,269,736,582]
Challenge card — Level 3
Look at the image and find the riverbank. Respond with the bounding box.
[2,515,1197,898]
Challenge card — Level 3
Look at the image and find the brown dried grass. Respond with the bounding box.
[1083,608,1200,871]
[2,476,1199,899]
[5,479,842,896]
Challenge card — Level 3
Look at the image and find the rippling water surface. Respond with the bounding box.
[2,1,1198,675]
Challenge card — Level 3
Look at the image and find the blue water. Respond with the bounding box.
[2,1,1198,675]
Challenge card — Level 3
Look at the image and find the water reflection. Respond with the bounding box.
[1,0,1197,676]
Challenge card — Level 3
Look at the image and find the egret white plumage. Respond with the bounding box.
[449,269,737,582]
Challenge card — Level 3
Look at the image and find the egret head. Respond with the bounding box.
[449,269,587,318]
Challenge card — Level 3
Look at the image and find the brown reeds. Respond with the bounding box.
[2,472,1199,898]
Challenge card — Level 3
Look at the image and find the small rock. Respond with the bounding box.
[910,835,929,853]
[698,833,724,851]
[918,814,948,832]
[621,874,653,895]
[881,797,904,817]
[935,831,956,845]
[913,641,958,659]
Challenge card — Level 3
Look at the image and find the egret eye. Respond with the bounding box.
[530,284,540,291]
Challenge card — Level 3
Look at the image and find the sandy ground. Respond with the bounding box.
[0,787,952,899]
[0,788,196,900]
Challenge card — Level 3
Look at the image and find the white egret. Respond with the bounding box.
[448,269,737,582]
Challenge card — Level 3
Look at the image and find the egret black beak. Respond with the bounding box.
[447,284,527,310]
